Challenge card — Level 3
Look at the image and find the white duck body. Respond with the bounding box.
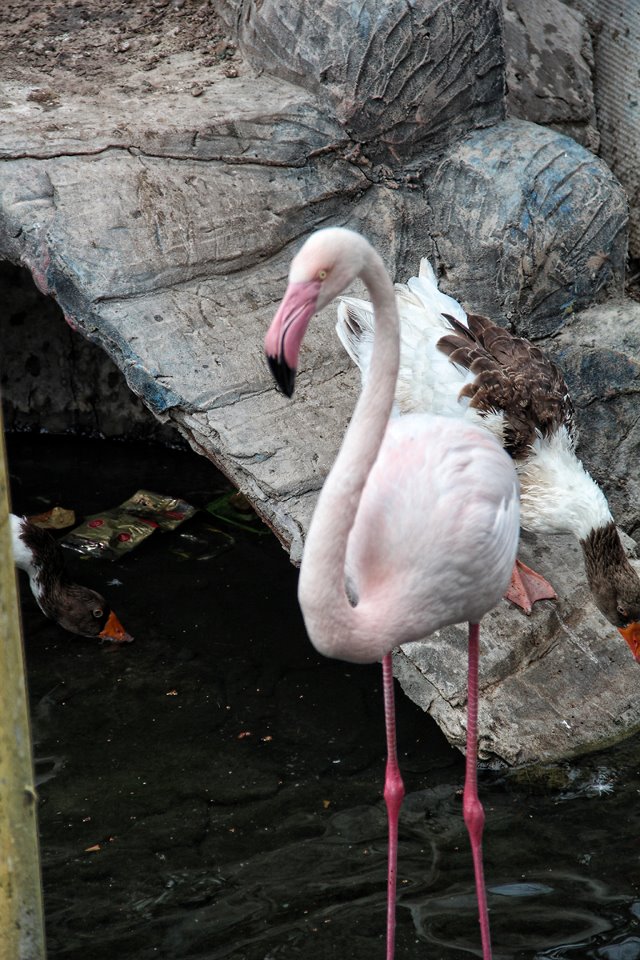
[336,259,612,542]
[516,427,611,539]
[10,512,40,588]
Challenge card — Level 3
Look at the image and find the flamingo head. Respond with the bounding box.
[264,228,370,396]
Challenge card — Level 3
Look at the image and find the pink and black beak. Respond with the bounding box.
[618,622,640,663]
[266,352,297,399]
[264,279,322,398]
[99,610,134,644]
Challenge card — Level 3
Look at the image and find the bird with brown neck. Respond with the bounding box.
[582,523,640,655]
[336,260,640,663]
[10,514,132,643]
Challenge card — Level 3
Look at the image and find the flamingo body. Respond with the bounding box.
[302,412,519,664]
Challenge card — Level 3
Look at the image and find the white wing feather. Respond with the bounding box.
[336,258,504,441]
[336,257,614,541]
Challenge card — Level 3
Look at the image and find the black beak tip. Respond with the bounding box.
[266,353,296,398]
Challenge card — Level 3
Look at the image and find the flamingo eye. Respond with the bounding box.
[318,269,327,280]
[93,608,104,619]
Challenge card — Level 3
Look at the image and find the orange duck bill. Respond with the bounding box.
[99,610,134,644]
[618,622,640,662]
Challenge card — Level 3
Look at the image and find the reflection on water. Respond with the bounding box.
[6,435,640,960]
[397,761,640,959]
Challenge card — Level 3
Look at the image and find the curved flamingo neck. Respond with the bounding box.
[297,248,400,663]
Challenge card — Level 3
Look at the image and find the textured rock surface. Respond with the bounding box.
[504,0,599,151]
[0,0,637,763]
[547,300,640,537]
[566,0,640,256]
[421,120,626,337]
[395,531,640,765]
[216,0,506,163]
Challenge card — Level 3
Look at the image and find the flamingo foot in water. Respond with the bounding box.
[505,558,557,614]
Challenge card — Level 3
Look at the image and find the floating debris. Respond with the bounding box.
[62,490,196,559]
[169,525,235,561]
[206,491,267,535]
[120,490,197,531]
[27,506,76,530]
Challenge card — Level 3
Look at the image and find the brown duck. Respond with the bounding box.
[10,513,132,642]
[335,257,640,661]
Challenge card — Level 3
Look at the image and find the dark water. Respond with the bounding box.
[6,434,640,960]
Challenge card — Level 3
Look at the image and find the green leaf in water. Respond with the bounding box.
[205,493,267,536]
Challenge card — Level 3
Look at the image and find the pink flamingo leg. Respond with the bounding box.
[382,652,405,960]
[463,622,493,960]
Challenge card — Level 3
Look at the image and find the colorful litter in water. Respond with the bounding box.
[27,506,76,530]
[62,490,197,560]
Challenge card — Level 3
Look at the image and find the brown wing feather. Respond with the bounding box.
[438,313,575,459]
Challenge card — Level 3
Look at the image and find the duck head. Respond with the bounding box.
[582,522,640,662]
[50,583,133,643]
[12,513,133,644]
[590,578,640,663]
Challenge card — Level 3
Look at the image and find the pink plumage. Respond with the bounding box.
[264,227,520,960]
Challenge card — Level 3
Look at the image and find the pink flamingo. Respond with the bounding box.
[264,228,520,960]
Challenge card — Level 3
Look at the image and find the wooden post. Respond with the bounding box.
[0,405,47,959]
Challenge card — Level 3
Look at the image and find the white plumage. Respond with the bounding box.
[336,258,608,540]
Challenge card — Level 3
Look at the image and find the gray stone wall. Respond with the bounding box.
[504,0,599,151]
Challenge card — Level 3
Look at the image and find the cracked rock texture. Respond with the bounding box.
[1,0,638,763]
[565,0,640,257]
[504,0,600,152]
